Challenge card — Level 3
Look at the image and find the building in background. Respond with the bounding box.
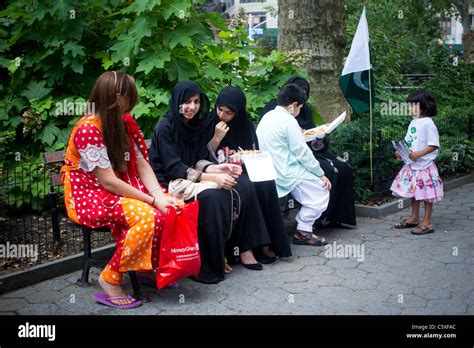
[223,0,278,48]
[216,1,473,58]
[440,5,474,54]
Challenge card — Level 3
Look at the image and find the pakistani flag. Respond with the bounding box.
[339,7,375,115]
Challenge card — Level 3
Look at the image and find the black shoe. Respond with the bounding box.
[256,254,276,264]
[241,262,263,271]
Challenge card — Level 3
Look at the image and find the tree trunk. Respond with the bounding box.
[278,0,347,122]
[454,0,473,63]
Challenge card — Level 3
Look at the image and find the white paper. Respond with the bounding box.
[392,140,413,165]
[303,111,346,142]
[242,152,277,182]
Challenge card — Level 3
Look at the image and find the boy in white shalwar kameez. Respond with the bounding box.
[257,84,331,246]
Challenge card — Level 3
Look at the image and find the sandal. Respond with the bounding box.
[92,292,142,309]
[293,230,328,246]
[224,258,233,274]
[394,218,419,229]
[410,224,434,235]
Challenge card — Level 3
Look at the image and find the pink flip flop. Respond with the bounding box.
[136,274,179,289]
[92,292,142,309]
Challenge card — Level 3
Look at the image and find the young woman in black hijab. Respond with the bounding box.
[207,86,293,263]
[259,77,357,227]
[149,81,269,282]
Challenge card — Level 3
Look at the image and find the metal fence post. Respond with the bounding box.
[468,114,473,141]
[373,130,383,200]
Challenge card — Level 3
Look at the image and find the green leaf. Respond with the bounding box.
[0,41,11,53]
[9,115,22,127]
[70,59,84,74]
[63,41,85,57]
[135,50,171,75]
[31,181,46,198]
[162,0,190,20]
[220,50,241,63]
[163,23,200,49]
[94,51,114,70]
[126,0,161,15]
[51,142,66,151]
[110,35,136,63]
[132,101,154,118]
[203,65,225,80]
[62,54,84,74]
[36,123,61,146]
[26,6,46,24]
[204,11,227,31]
[47,0,72,20]
[128,16,154,46]
[31,96,54,113]
[0,57,10,68]
[7,59,19,73]
[167,58,195,81]
[152,91,169,106]
[218,30,232,41]
[21,81,52,100]
[0,106,8,120]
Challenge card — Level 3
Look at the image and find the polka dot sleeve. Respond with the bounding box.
[74,123,112,172]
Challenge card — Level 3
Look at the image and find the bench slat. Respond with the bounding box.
[50,174,63,187]
[43,151,66,164]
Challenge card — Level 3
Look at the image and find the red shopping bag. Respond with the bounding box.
[156,201,200,289]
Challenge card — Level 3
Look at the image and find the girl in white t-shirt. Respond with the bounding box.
[391,89,444,235]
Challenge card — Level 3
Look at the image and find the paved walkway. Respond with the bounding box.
[1,183,473,315]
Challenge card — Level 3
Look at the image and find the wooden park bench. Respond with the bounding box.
[42,138,296,300]
[42,149,147,302]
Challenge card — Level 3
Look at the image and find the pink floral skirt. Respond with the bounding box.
[390,162,444,203]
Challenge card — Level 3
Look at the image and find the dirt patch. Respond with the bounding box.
[0,212,114,276]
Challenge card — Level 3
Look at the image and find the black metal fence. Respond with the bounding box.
[1,114,473,274]
[330,114,473,202]
[0,161,114,275]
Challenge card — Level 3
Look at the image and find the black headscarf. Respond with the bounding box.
[149,81,211,185]
[166,80,210,143]
[258,76,329,153]
[207,86,258,150]
[285,76,315,130]
[258,76,315,130]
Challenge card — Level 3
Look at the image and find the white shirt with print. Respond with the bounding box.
[404,117,440,170]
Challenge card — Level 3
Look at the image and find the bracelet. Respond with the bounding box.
[150,187,161,194]
[151,196,156,206]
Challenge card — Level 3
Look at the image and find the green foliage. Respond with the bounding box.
[345,0,466,105]
[2,0,472,210]
[0,0,302,211]
[331,110,474,202]
[1,157,48,212]
[338,0,474,201]
[425,46,474,109]
[436,140,474,176]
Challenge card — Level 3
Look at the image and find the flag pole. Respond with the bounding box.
[364,0,373,184]
[369,67,373,184]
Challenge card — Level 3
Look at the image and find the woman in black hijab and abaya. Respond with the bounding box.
[149,81,270,283]
[206,86,293,263]
[259,77,357,227]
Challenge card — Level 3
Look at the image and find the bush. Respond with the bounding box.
[0,1,303,212]
[330,111,474,202]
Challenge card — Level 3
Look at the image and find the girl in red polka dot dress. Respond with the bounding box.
[61,71,181,308]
